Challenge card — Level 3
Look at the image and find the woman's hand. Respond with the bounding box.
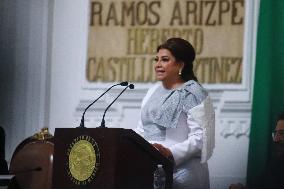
[152,143,173,159]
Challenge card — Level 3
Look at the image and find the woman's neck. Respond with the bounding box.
[162,78,185,89]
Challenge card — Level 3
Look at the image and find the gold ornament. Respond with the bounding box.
[69,140,96,182]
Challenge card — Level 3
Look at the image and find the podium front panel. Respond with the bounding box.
[52,128,172,189]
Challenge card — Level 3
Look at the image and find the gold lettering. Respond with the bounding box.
[198,0,204,25]
[170,1,183,26]
[148,1,161,25]
[205,1,217,26]
[87,1,244,83]
[119,58,131,81]
[90,0,162,26]
[185,1,197,25]
[219,0,230,25]
[234,58,242,82]
[232,0,244,25]
[127,28,204,55]
[106,2,119,26]
[87,56,157,83]
[90,2,102,26]
[136,1,148,25]
[167,0,244,26]
[121,1,135,26]
[149,29,160,54]
[135,57,145,81]
[108,58,118,81]
[194,57,242,83]
[127,28,137,54]
[87,58,96,81]
[95,58,105,81]
[193,28,204,54]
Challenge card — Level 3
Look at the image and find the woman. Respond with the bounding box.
[135,38,215,189]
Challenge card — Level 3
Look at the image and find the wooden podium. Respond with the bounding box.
[52,128,173,189]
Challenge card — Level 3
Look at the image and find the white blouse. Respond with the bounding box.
[135,81,215,189]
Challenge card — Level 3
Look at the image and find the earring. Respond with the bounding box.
[178,69,182,75]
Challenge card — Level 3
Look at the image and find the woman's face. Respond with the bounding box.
[154,49,183,82]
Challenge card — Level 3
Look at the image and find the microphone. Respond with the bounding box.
[100,84,135,128]
[78,81,128,128]
[10,166,42,175]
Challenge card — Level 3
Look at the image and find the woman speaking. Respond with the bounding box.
[135,38,215,189]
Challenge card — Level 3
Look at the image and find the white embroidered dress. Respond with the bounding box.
[135,80,215,189]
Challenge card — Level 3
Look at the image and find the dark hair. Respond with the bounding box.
[157,37,197,82]
[277,112,284,122]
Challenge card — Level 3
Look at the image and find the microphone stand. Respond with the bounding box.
[78,82,128,128]
[100,84,134,128]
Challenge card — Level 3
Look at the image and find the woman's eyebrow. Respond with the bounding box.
[160,55,169,58]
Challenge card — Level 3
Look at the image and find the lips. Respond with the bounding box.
[155,69,165,74]
[155,70,165,77]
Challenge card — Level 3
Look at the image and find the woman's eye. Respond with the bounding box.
[154,57,170,63]
[161,58,169,62]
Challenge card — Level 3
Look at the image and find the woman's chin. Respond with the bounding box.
[155,75,164,81]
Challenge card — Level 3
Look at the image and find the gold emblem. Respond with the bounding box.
[67,135,100,185]
[32,127,53,140]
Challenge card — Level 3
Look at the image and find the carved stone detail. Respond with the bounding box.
[219,118,250,138]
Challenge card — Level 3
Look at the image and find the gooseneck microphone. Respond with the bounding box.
[100,84,135,128]
[78,81,128,128]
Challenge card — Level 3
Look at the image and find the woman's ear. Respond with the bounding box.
[180,62,185,70]
[178,62,185,76]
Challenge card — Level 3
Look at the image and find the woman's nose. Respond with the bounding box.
[155,59,162,67]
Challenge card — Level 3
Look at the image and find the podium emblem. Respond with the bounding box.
[67,135,100,185]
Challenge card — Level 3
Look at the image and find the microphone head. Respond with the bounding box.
[120,81,128,86]
[129,84,135,89]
